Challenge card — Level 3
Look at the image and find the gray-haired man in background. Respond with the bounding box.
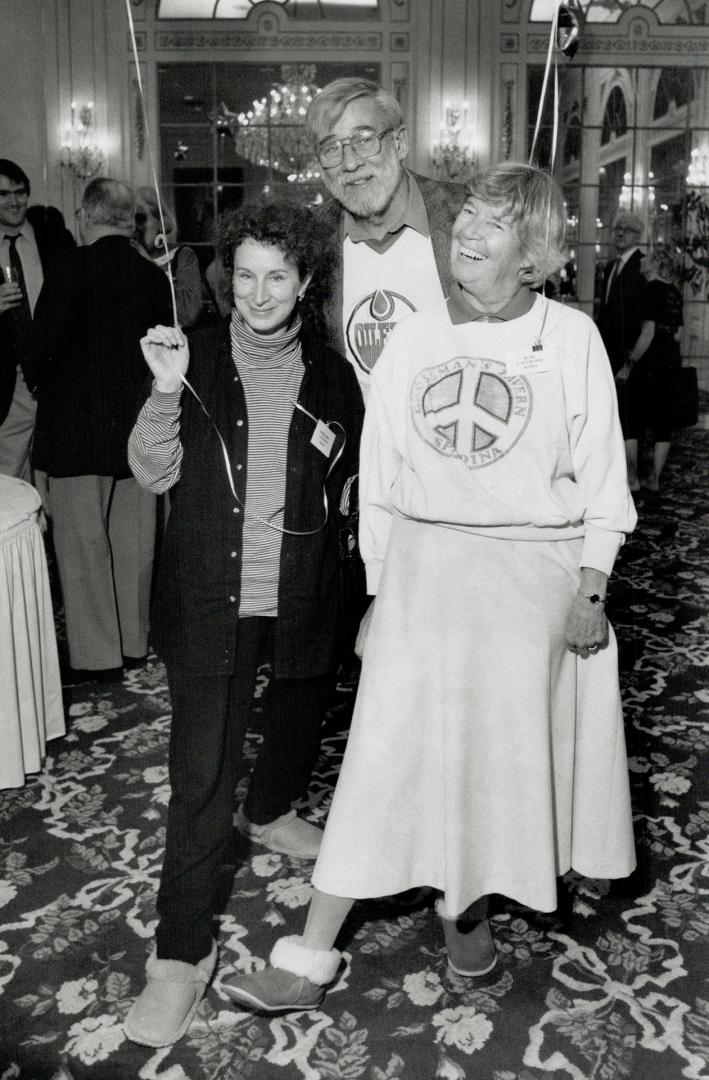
[31,177,172,680]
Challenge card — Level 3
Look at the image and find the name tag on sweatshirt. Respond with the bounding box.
[505,346,558,376]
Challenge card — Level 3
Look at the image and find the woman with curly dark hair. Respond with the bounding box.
[123,200,363,1048]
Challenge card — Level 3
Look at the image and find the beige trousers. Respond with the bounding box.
[0,370,36,483]
[49,475,156,669]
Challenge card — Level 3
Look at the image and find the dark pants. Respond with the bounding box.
[155,617,333,963]
[623,357,676,443]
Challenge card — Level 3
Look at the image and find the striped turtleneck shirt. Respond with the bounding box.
[128,310,305,617]
[231,311,304,616]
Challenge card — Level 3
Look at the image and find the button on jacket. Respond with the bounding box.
[150,321,364,678]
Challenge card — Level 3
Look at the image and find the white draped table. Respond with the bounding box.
[0,476,65,789]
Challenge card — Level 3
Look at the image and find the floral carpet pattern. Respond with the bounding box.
[1,428,708,1080]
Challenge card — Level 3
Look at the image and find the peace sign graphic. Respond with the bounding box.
[410,356,532,469]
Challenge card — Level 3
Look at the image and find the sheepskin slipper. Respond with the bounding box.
[222,935,341,1013]
[123,941,218,1047]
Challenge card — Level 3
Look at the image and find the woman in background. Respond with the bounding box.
[620,242,683,492]
[134,186,205,330]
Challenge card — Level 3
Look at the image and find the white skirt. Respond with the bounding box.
[313,516,636,915]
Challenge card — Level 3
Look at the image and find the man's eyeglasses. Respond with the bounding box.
[0,187,28,201]
[317,128,394,169]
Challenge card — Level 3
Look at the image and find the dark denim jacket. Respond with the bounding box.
[151,321,364,677]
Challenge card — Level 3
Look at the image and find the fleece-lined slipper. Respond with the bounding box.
[222,935,340,1013]
[123,941,217,1047]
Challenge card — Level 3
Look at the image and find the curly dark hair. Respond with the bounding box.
[217,199,334,339]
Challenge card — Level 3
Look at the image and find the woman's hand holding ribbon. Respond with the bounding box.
[140,324,189,393]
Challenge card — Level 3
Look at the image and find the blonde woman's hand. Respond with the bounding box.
[140,324,189,393]
[566,592,609,659]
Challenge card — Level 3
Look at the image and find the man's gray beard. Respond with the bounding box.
[326,158,403,219]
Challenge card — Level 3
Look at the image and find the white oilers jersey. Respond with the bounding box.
[342,229,445,400]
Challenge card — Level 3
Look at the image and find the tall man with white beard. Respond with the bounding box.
[307,79,464,655]
[306,78,464,401]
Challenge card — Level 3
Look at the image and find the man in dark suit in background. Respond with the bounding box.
[31,177,172,680]
[0,159,74,481]
[596,211,649,488]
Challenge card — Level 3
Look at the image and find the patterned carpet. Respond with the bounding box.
[1,428,708,1080]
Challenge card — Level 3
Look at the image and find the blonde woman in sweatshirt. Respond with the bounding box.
[224,164,638,1012]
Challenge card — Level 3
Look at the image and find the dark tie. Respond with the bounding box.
[605,257,621,300]
[4,234,33,365]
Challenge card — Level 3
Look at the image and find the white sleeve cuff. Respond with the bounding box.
[581,526,624,576]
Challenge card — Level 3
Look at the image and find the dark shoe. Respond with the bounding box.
[124,942,217,1047]
[235,806,323,859]
[122,654,148,669]
[222,935,340,1014]
[61,665,123,686]
[438,901,497,977]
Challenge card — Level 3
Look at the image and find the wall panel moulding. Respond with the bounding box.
[389,0,410,20]
[501,0,522,21]
[126,31,147,51]
[390,31,409,51]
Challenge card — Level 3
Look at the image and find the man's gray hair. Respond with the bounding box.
[613,210,643,236]
[82,178,136,232]
[305,77,405,147]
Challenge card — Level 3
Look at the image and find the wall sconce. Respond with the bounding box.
[687,146,709,190]
[60,102,105,181]
[432,102,475,181]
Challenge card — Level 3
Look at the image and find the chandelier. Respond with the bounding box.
[432,102,476,182]
[60,102,105,181]
[687,146,709,190]
[219,65,321,184]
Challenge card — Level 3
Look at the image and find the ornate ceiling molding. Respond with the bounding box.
[578,31,709,54]
[527,32,709,55]
[154,29,382,48]
[527,12,709,58]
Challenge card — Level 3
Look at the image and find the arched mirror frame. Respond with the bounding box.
[498,0,709,389]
